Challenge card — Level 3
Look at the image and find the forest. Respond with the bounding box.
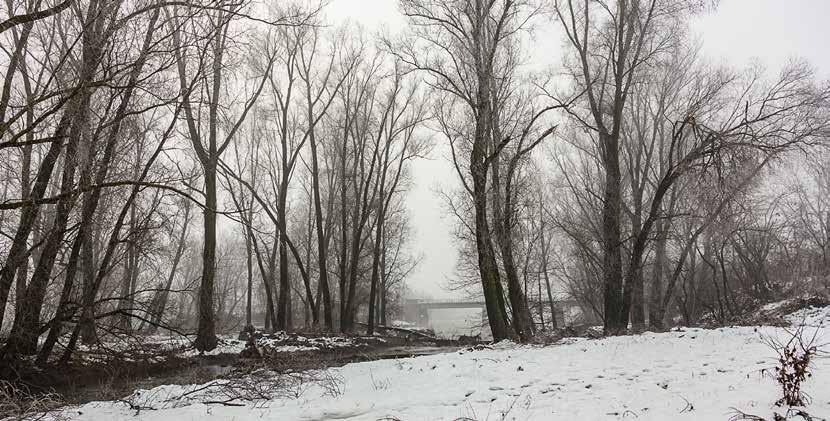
[0,0,829,419]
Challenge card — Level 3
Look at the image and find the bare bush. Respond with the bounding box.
[115,368,344,411]
[0,380,67,421]
[732,323,828,421]
[762,325,824,407]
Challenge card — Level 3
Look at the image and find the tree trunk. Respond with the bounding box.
[0,113,71,331]
[627,209,646,331]
[379,230,388,326]
[472,162,509,341]
[367,192,385,335]
[601,131,625,335]
[490,159,534,341]
[194,163,218,351]
[304,197,319,326]
[79,229,97,344]
[276,166,291,329]
[117,194,138,332]
[150,199,190,332]
[6,143,79,355]
[244,223,253,327]
[251,233,277,330]
[60,108,177,363]
[308,123,333,330]
[536,271,545,331]
[648,220,668,330]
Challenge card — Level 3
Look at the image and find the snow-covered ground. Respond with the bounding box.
[67,331,386,363]
[60,307,830,421]
[181,332,385,357]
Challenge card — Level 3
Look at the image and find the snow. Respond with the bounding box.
[178,334,387,357]
[59,324,830,421]
[181,338,246,357]
[785,306,830,328]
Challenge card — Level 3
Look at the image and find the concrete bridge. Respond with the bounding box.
[403,299,488,329]
[403,298,596,332]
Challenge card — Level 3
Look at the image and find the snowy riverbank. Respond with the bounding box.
[61,308,830,420]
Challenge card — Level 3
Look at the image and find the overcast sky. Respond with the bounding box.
[324,0,830,299]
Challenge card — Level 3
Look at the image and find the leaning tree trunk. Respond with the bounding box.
[149,198,190,332]
[471,158,509,341]
[0,111,72,331]
[6,140,80,356]
[59,105,178,364]
[491,157,534,341]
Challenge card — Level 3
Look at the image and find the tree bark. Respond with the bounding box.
[601,132,625,334]
[194,161,218,351]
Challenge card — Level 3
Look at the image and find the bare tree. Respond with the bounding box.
[168,1,277,351]
[395,0,550,341]
[298,22,358,331]
[366,62,427,334]
[553,0,705,333]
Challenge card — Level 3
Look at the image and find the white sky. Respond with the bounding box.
[324,0,830,299]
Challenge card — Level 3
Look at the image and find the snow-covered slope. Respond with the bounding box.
[64,319,830,420]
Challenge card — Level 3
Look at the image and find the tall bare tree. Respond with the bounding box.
[396,0,548,341]
[168,2,277,350]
